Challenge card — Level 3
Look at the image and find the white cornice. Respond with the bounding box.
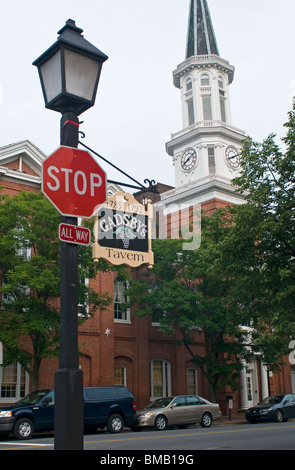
[0,170,41,186]
[0,140,46,176]
[166,121,245,157]
[173,54,235,88]
[157,175,245,210]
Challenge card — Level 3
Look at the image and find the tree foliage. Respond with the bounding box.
[0,191,111,389]
[226,105,295,364]
[130,103,295,397]
[129,214,252,402]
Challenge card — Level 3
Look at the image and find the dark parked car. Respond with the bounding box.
[133,395,221,431]
[246,394,295,423]
[0,386,136,440]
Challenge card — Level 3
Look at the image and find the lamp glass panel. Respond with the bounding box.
[40,51,62,103]
[64,49,100,101]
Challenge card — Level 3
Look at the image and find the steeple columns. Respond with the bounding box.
[179,64,233,129]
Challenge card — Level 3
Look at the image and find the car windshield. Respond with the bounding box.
[259,396,284,405]
[17,390,51,405]
[146,398,173,409]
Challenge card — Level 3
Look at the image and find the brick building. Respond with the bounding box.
[1,0,295,414]
[0,140,212,412]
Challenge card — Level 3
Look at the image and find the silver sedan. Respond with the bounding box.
[133,395,222,431]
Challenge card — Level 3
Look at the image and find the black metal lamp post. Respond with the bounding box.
[263,363,272,397]
[33,19,108,450]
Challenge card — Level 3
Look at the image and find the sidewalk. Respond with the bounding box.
[215,414,246,425]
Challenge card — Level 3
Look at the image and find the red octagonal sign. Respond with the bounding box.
[42,146,107,218]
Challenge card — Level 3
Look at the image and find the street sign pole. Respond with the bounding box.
[54,112,84,450]
[41,116,107,451]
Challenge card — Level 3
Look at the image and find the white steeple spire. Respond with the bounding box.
[161,0,246,210]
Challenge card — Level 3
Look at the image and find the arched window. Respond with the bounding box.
[150,359,171,399]
[187,368,198,395]
[186,79,193,91]
[218,76,224,90]
[114,365,126,387]
[200,74,210,86]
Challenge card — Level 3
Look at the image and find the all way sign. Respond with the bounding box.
[59,223,90,246]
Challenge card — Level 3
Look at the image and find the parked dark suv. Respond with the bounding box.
[0,386,136,440]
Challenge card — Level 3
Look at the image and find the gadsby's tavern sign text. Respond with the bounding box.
[92,191,154,268]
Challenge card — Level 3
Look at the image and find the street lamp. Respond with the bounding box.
[33,19,108,451]
[263,363,272,397]
[33,18,108,116]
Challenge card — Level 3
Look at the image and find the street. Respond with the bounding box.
[0,420,294,451]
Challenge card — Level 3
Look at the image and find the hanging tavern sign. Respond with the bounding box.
[92,191,154,269]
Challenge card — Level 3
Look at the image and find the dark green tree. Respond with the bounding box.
[217,103,295,368]
[129,212,252,402]
[0,191,111,390]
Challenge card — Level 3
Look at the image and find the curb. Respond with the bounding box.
[214,416,246,426]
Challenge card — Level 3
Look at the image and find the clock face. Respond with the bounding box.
[225,146,240,169]
[181,148,197,171]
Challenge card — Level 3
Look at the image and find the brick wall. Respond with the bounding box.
[1,156,294,413]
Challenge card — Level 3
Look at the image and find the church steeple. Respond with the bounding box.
[186,0,219,58]
[163,0,246,209]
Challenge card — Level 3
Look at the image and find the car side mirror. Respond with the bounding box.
[42,397,52,406]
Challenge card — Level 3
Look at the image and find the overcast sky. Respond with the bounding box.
[1,0,295,188]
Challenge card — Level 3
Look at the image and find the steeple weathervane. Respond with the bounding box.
[186,0,219,58]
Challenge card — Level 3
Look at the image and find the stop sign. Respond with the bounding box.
[42,146,107,218]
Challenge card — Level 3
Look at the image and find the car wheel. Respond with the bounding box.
[154,415,167,431]
[274,409,284,423]
[200,412,212,428]
[13,417,34,440]
[107,414,124,433]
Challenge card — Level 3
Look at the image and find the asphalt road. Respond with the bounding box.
[0,420,294,452]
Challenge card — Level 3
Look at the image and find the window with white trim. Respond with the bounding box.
[187,98,195,126]
[202,96,212,121]
[78,277,90,317]
[220,97,226,122]
[218,76,227,122]
[187,368,198,395]
[208,147,216,174]
[186,79,193,91]
[0,353,29,403]
[200,74,210,86]
[114,366,127,387]
[114,279,130,323]
[150,359,171,400]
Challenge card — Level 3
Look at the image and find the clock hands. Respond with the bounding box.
[225,146,241,168]
[184,154,193,165]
